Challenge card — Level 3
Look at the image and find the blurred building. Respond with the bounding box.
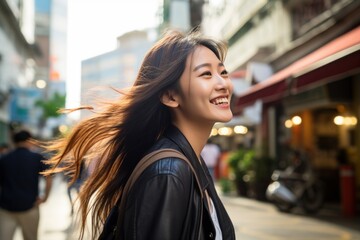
[0,0,67,142]
[34,0,67,138]
[80,30,155,120]
[0,0,38,143]
[202,0,360,206]
[160,0,204,31]
[34,0,67,91]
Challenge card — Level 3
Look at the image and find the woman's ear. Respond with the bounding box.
[160,90,179,108]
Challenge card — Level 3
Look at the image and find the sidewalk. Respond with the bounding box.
[219,191,360,240]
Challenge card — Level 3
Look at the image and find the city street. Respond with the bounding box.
[15,175,360,240]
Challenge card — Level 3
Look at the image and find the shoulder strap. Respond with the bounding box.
[114,148,203,238]
[121,148,203,210]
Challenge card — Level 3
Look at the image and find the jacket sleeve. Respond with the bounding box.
[123,158,193,240]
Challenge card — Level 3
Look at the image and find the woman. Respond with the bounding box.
[45,30,235,239]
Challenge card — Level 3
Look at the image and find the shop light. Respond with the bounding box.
[350,116,358,125]
[346,116,357,125]
[218,127,233,136]
[292,116,302,125]
[36,79,47,89]
[334,115,358,126]
[58,125,69,134]
[284,119,293,128]
[234,125,248,134]
[334,116,344,125]
[210,128,218,136]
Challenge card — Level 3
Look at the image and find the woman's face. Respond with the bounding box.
[175,45,233,126]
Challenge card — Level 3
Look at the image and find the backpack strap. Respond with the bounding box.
[121,148,203,202]
[114,148,203,239]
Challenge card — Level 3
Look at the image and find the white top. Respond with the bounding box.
[210,198,223,240]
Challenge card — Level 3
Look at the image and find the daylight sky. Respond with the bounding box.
[66,0,160,111]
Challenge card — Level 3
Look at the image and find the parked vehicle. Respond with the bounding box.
[266,167,325,214]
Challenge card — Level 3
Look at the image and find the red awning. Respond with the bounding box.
[234,26,360,114]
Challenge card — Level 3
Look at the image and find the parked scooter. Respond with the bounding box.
[266,151,325,214]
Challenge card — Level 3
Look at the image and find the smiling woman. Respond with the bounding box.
[44,29,235,240]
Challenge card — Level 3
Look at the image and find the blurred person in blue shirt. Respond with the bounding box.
[0,130,53,240]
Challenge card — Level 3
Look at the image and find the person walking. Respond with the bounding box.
[44,29,236,240]
[201,139,221,181]
[0,130,52,240]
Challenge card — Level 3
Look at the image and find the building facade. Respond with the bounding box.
[160,0,204,32]
[0,0,67,142]
[202,0,360,209]
[0,0,38,143]
[34,0,67,138]
[80,30,154,120]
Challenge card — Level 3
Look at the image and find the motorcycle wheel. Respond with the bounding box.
[274,202,294,212]
[302,182,324,214]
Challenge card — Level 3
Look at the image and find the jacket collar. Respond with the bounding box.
[165,125,210,192]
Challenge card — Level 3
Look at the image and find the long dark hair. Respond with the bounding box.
[43,29,227,239]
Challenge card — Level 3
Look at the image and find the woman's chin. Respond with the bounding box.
[217,113,233,123]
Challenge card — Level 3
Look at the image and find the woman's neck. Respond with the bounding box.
[173,121,213,159]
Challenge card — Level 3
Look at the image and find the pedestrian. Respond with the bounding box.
[201,138,221,181]
[0,143,10,157]
[0,130,53,240]
[43,29,236,240]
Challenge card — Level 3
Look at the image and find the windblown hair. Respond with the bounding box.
[43,29,227,239]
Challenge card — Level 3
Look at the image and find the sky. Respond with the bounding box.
[66,0,160,111]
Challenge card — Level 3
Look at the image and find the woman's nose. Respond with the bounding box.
[215,75,231,90]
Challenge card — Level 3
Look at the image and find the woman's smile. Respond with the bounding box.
[210,96,230,106]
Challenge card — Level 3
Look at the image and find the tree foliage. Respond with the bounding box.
[36,92,66,119]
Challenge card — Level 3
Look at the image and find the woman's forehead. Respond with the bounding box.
[187,46,221,69]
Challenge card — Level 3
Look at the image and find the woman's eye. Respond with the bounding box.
[221,70,229,76]
[200,71,212,77]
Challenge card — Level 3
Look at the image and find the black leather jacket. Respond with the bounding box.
[121,126,235,240]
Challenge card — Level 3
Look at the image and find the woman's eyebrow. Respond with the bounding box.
[193,62,224,72]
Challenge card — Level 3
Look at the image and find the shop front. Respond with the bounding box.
[281,79,358,203]
[233,26,360,212]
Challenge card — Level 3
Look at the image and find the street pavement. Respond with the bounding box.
[14,175,360,240]
[221,193,360,240]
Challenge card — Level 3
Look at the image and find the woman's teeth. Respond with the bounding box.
[211,97,228,105]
